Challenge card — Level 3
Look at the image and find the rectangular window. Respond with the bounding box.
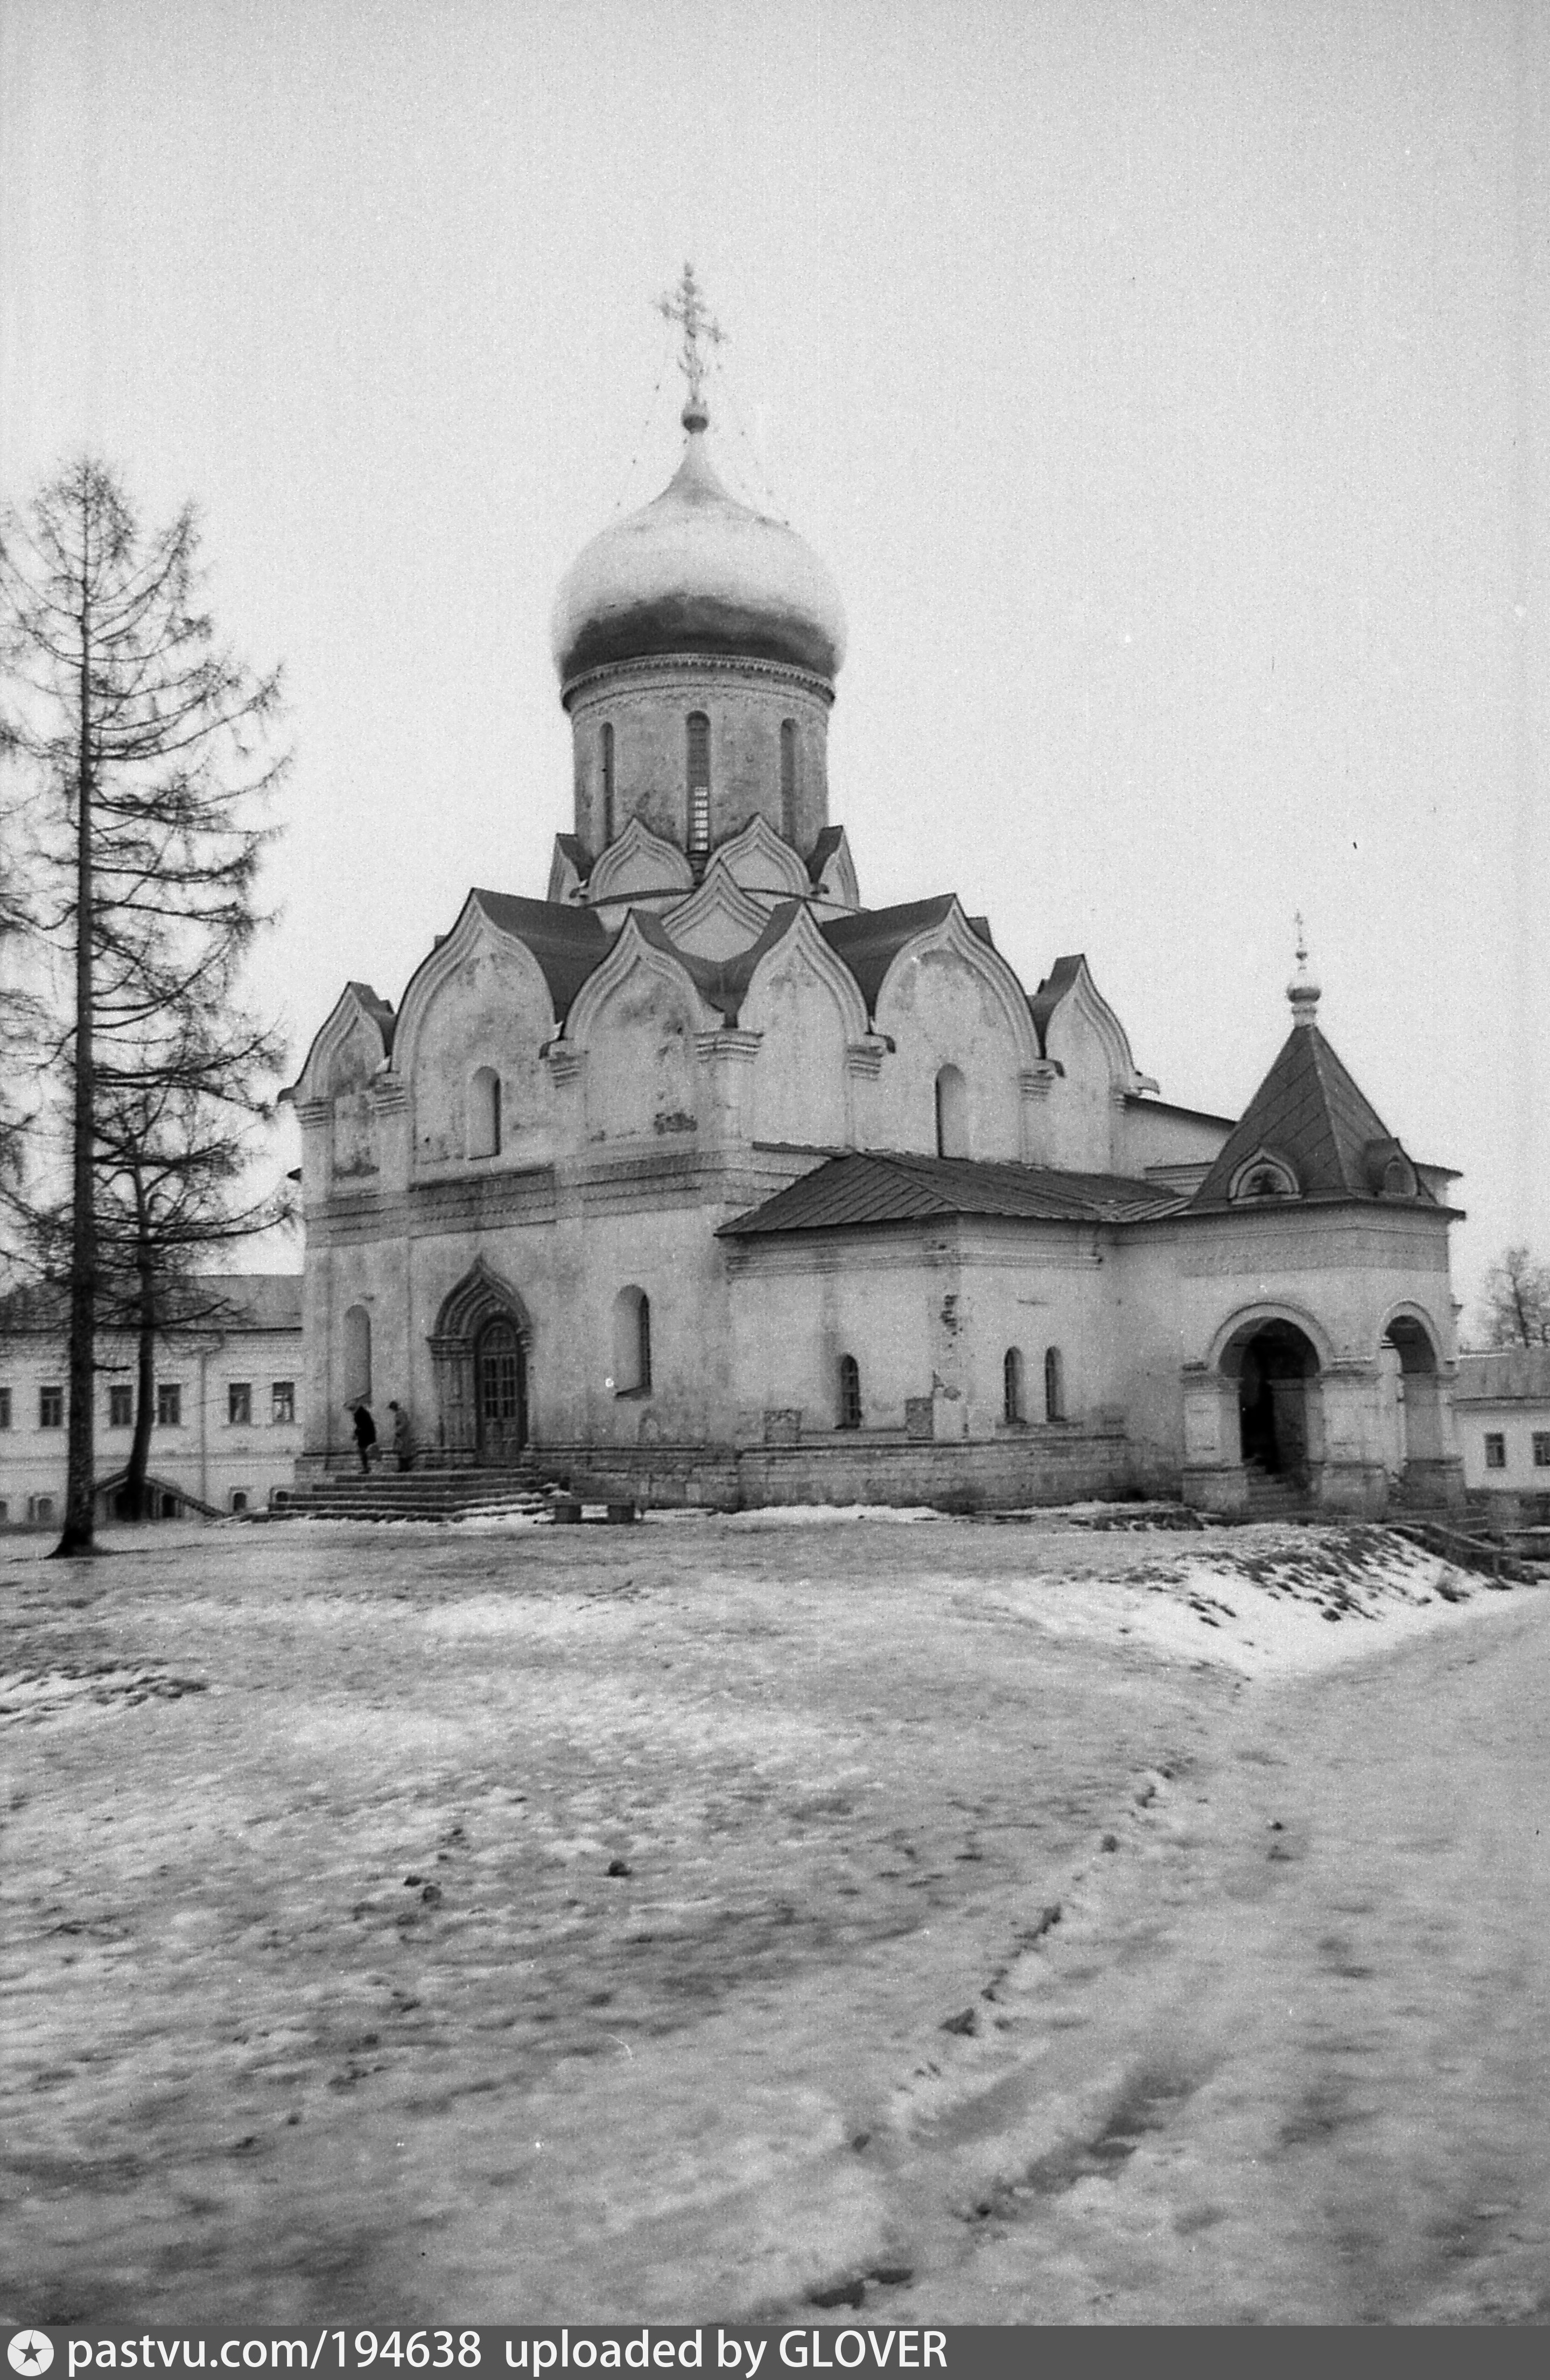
[39,1384,64,1430]
[271,1380,296,1425]
[108,1385,134,1429]
[686,712,711,852]
[1533,1433,1550,1469]
[1483,1432,1506,1471]
[0,1386,11,1430]
[228,1382,252,1426]
[156,1382,183,1429]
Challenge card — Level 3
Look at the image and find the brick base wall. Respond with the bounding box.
[541,1429,1134,1513]
[734,1430,1131,1512]
[302,1431,1140,1514]
[542,1442,742,1510]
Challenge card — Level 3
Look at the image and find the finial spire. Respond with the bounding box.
[1287,911,1322,1027]
[656,262,726,431]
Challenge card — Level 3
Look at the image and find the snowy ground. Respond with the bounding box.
[1,1514,1545,2325]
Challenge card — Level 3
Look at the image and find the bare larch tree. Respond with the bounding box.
[0,457,289,1551]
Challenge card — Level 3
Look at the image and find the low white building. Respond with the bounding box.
[0,1275,303,1526]
[1453,1349,1550,1516]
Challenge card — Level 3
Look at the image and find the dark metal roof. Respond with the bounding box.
[634,902,804,1025]
[719,1151,1186,1237]
[1189,1023,1437,1211]
[213,1274,304,1331]
[470,888,612,1023]
[0,1273,302,1336]
[1124,1090,1237,1127]
[343,981,398,1058]
[806,825,845,886]
[819,898,959,1012]
[1454,1348,1550,1403]
[1027,953,1086,1054]
[552,832,593,886]
[441,888,1014,1040]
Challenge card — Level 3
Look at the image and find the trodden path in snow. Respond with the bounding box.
[834,1584,1550,2327]
[0,1516,1241,2326]
[1,1518,1543,2326]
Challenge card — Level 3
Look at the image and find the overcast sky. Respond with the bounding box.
[2,0,1545,1317]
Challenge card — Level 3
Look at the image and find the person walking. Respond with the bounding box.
[350,1399,377,1475]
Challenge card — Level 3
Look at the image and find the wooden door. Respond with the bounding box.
[476,1318,527,1462]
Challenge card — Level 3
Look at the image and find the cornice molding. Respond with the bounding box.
[562,650,836,709]
[696,1028,762,1066]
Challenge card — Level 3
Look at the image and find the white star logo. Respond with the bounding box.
[8,2337,54,2377]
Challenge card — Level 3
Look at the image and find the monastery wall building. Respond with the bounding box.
[0,1276,302,1525]
[289,283,1465,1516]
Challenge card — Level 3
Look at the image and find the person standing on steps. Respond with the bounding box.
[385,1398,413,1473]
[350,1398,377,1475]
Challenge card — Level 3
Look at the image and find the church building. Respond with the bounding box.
[287,275,1465,1517]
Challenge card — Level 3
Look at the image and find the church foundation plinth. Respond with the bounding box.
[1396,1455,1467,1514]
[1180,1462,1250,1515]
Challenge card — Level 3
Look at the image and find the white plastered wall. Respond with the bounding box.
[868,947,1027,1160]
[409,939,556,1172]
[726,1222,1110,1442]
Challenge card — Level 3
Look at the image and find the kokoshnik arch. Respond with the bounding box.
[286,270,1465,1517]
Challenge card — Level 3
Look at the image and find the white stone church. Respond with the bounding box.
[287,282,1464,1515]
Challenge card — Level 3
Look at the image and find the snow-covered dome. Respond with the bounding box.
[551,404,847,687]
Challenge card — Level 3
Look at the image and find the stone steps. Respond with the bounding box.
[280,1461,648,1525]
[1240,1462,1311,1518]
[283,1465,564,1523]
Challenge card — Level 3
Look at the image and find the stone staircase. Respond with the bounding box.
[280,1464,566,1523]
[1240,1461,1311,1520]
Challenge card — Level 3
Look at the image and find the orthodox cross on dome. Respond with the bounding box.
[1287,912,1322,1027]
[656,263,726,425]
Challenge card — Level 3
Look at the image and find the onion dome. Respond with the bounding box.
[552,402,847,686]
[1287,916,1322,1028]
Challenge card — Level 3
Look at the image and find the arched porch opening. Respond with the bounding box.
[1219,1315,1322,1483]
[427,1261,533,1466]
[1380,1308,1458,1508]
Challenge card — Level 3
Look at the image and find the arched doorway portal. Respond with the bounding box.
[428,1261,534,1466]
[476,1314,528,1460]
[1223,1317,1322,1483]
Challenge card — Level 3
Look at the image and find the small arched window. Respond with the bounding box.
[934,1064,968,1158]
[1044,1346,1065,1424]
[230,1489,249,1514]
[686,712,711,853]
[467,1066,502,1159]
[601,722,616,844]
[612,1286,653,1396]
[780,718,798,841]
[837,1354,862,1430]
[1003,1347,1025,1425]
[1229,1147,1299,1202]
[343,1304,372,1404]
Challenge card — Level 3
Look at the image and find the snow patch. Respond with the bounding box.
[726,1504,943,1528]
[978,1529,1515,1676]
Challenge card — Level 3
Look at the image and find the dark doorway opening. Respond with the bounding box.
[1236,1321,1318,1479]
[476,1315,528,1462]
